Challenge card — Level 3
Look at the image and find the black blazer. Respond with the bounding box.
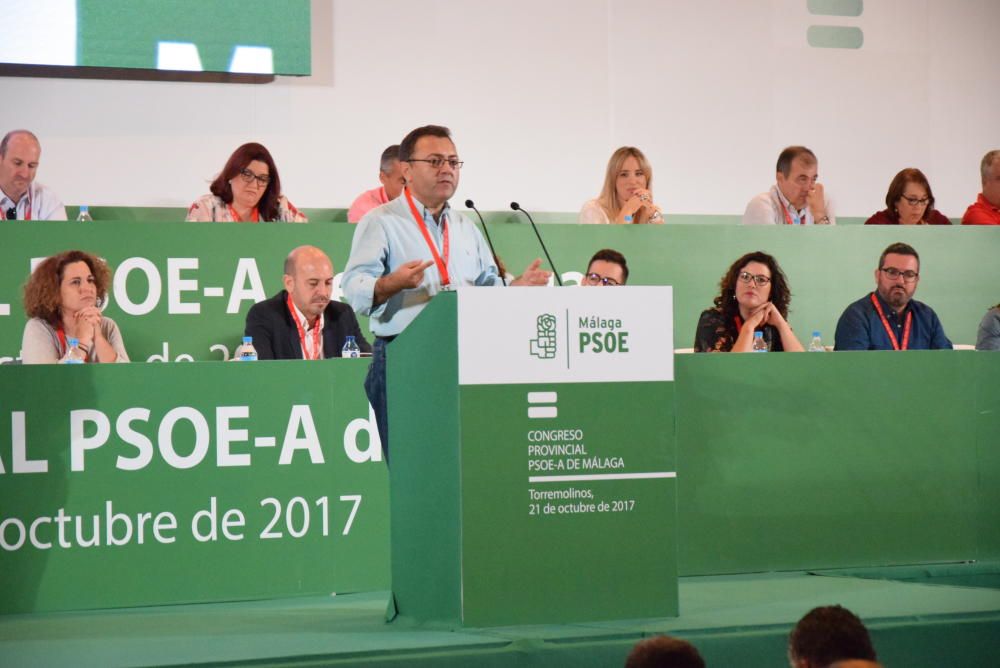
[244,290,372,360]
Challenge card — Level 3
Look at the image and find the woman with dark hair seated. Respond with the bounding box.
[186,142,307,222]
[21,250,129,364]
[694,251,804,352]
[864,168,951,225]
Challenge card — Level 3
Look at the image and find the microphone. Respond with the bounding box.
[465,199,506,286]
[510,202,562,286]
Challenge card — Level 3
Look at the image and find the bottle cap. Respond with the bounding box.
[68,337,79,346]
[812,330,821,337]
[242,336,252,343]
[753,331,763,337]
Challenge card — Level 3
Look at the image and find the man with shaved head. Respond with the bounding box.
[245,245,370,360]
[0,129,66,220]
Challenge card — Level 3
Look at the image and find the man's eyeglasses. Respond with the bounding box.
[880,267,919,282]
[900,195,930,206]
[584,272,620,286]
[407,157,464,170]
[737,271,771,287]
[238,168,271,186]
[4,206,15,220]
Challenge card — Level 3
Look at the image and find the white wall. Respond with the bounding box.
[2,0,998,217]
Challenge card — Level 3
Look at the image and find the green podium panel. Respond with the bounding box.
[389,288,677,627]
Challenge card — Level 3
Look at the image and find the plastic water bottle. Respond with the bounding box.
[237,336,258,361]
[752,331,768,353]
[342,335,360,358]
[60,337,87,364]
[808,330,825,352]
[76,205,93,222]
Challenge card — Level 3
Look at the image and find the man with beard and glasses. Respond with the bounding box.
[245,245,370,360]
[834,242,951,350]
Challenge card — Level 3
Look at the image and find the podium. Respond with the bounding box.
[387,287,678,627]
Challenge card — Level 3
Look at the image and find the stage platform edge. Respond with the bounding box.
[2,565,998,667]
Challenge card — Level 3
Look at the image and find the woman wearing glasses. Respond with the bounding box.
[694,251,804,352]
[579,146,664,225]
[864,168,951,225]
[186,142,307,222]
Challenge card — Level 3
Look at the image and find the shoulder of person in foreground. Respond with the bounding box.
[579,199,610,225]
[20,317,60,364]
[742,192,776,225]
[976,307,1000,350]
[913,300,952,349]
[277,195,308,222]
[101,316,131,363]
[185,194,221,222]
[833,296,872,351]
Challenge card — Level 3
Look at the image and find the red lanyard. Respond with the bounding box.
[870,293,911,350]
[227,205,259,223]
[56,328,67,356]
[1,190,32,220]
[734,315,743,330]
[287,294,323,360]
[780,200,800,225]
[404,187,450,286]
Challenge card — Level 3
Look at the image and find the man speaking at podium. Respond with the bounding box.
[342,125,550,460]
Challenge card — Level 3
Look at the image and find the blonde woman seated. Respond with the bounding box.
[21,250,129,364]
[579,146,664,225]
[186,142,307,223]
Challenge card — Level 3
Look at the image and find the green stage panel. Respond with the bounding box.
[675,350,994,574]
[0,361,388,614]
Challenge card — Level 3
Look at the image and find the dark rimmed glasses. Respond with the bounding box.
[738,271,771,287]
[880,267,919,283]
[406,156,464,170]
[238,168,270,186]
[584,272,620,286]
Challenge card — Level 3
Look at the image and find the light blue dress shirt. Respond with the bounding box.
[341,194,501,337]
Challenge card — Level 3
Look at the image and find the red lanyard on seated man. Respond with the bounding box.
[870,293,912,350]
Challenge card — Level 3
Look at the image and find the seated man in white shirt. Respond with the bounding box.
[742,146,834,225]
[0,130,67,221]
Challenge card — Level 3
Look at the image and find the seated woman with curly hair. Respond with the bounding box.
[21,249,129,364]
[694,250,804,352]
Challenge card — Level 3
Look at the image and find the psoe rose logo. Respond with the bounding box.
[529,314,557,359]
